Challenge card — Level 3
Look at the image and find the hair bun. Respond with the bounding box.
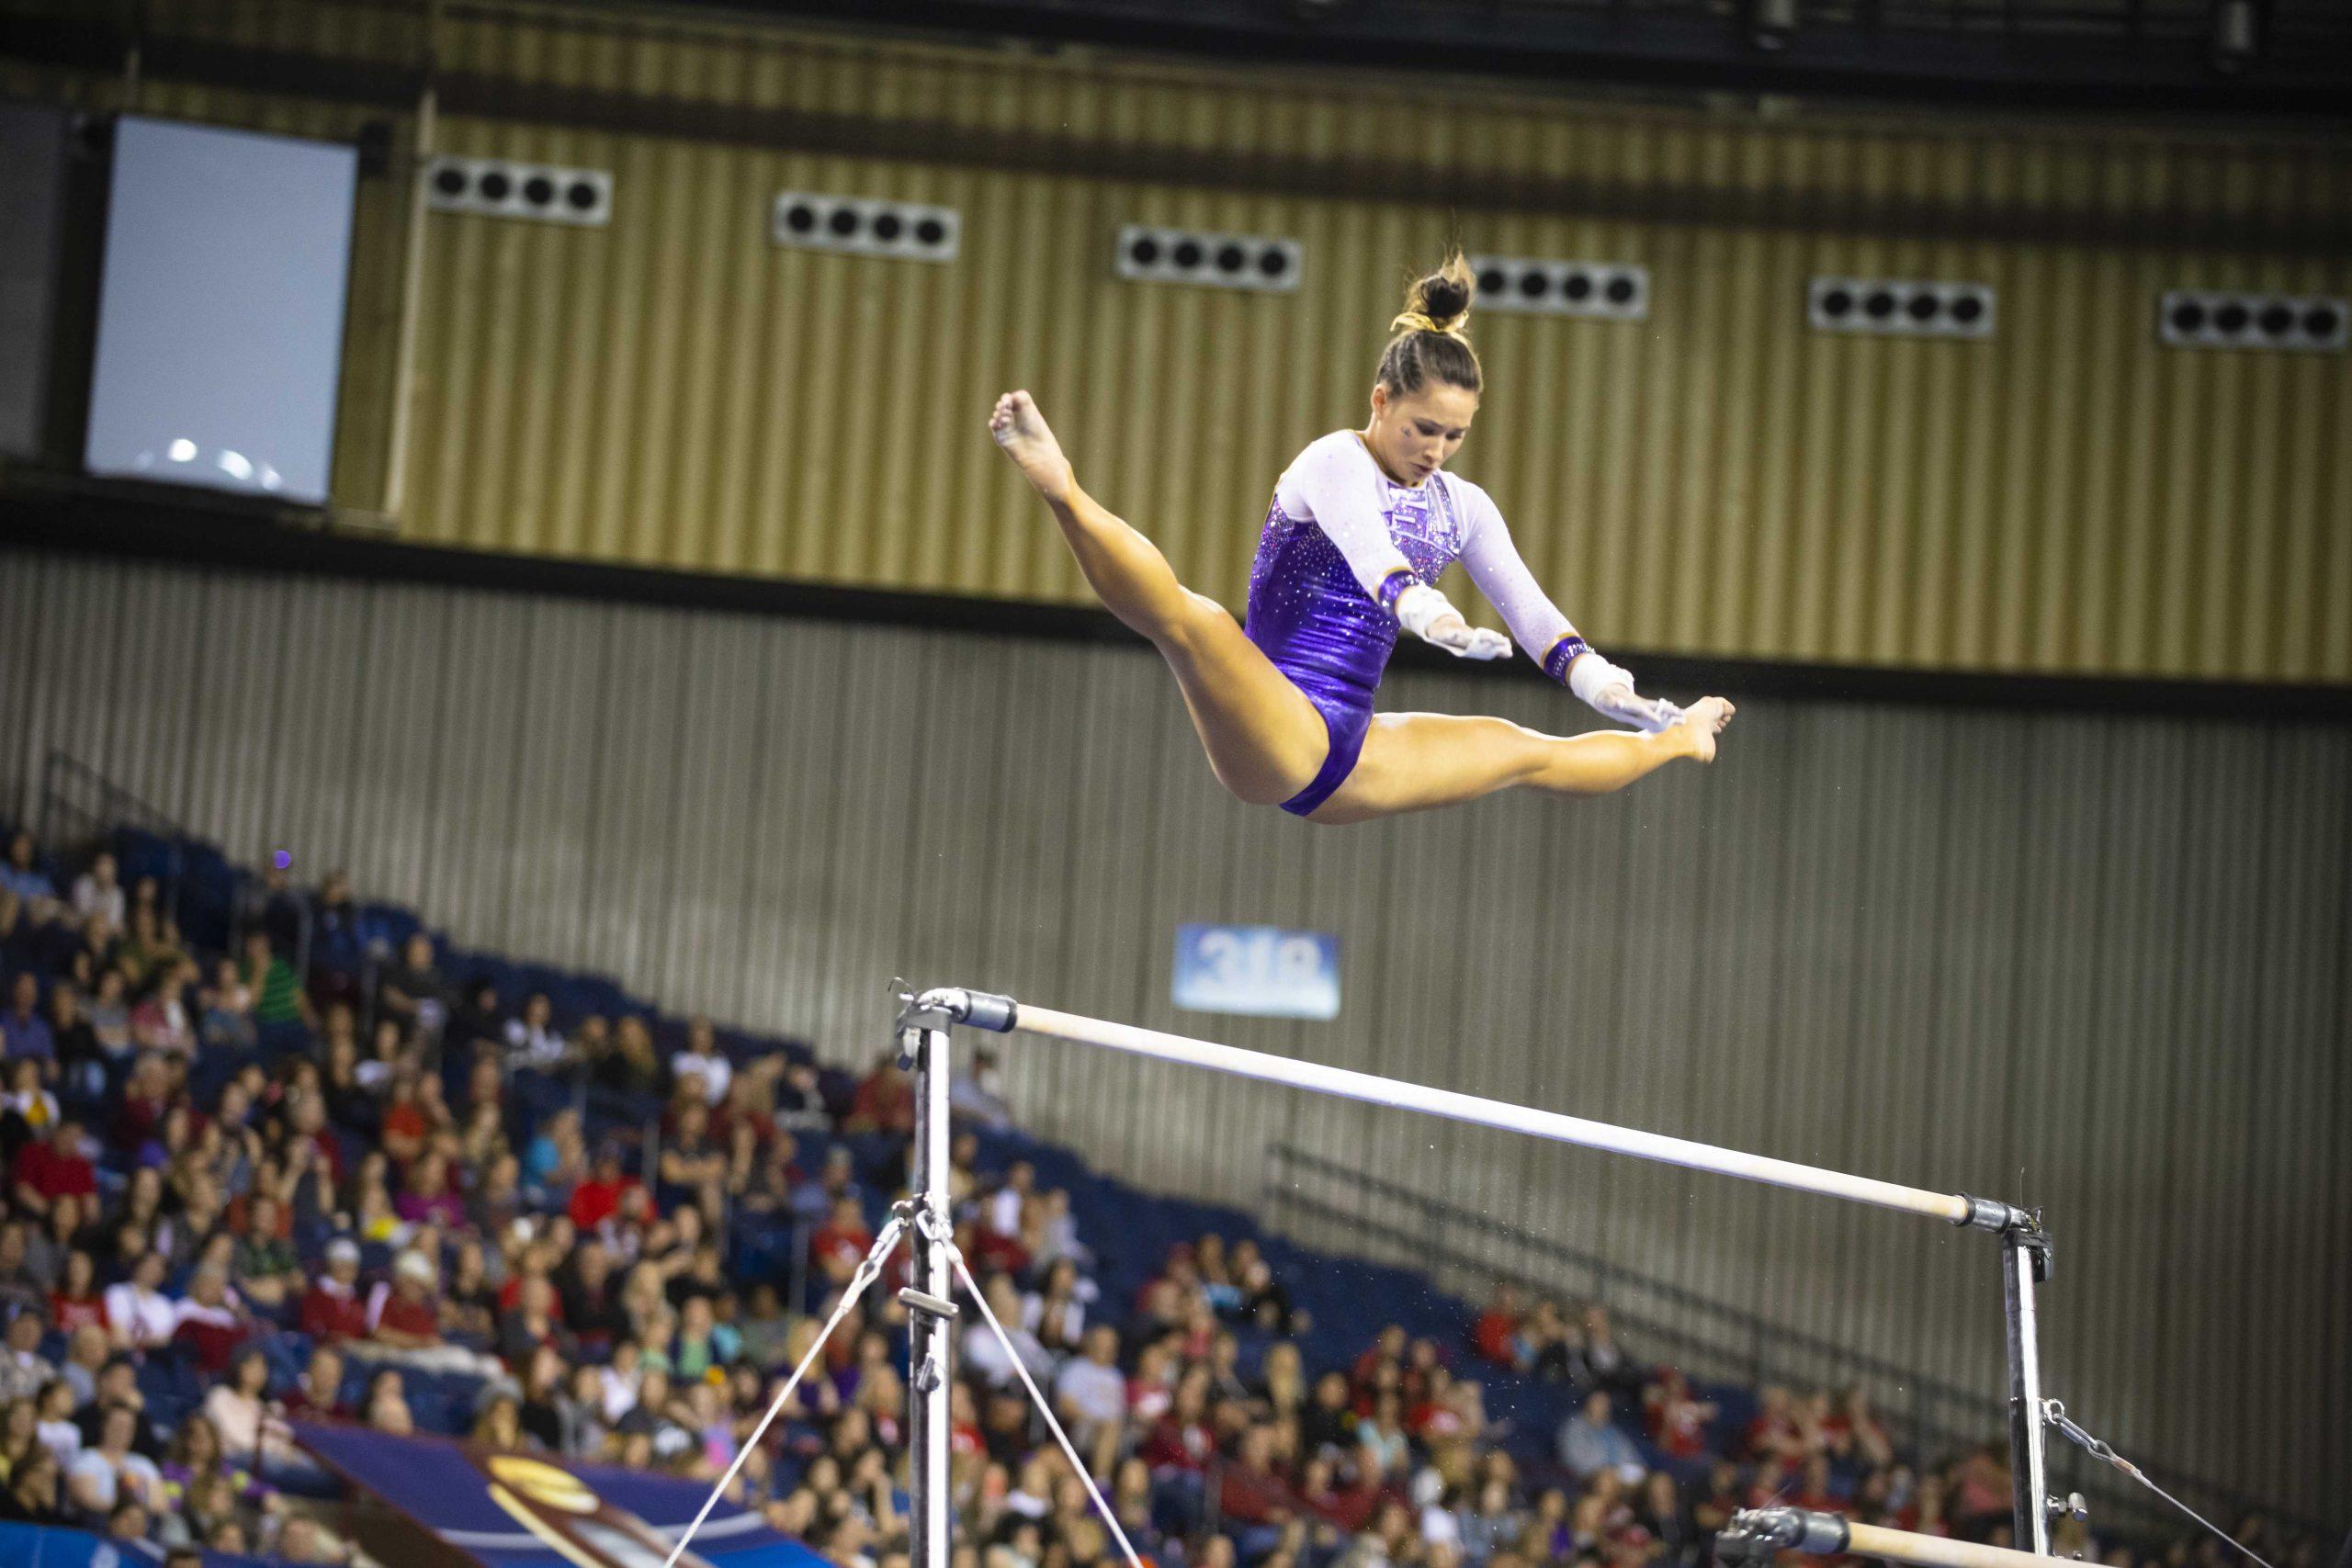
[1418,272,1472,327]
[1397,254,1476,337]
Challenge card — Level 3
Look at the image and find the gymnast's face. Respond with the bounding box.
[1366,379,1478,488]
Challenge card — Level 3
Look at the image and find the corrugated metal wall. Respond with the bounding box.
[2,547,2345,1520]
[6,3,2349,681]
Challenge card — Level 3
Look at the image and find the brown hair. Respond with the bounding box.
[1376,254,1482,397]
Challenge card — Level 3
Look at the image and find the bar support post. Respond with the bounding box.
[2001,1213,2055,1554]
[903,1019,954,1568]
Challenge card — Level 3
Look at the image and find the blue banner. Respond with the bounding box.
[294,1422,829,1568]
[0,1521,274,1568]
[1172,923,1340,1020]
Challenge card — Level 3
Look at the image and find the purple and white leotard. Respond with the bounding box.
[1244,431,1589,817]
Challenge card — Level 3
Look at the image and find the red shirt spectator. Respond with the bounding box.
[50,1284,107,1335]
[568,1152,641,1233]
[11,1122,96,1211]
[1644,1370,1715,1461]
[1744,1387,1805,1461]
[1471,1304,1521,1366]
[367,1252,443,1347]
[1138,1410,1215,1472]
[843,1055,915,1136]
[170,1268,249,1373]
[300,1240,371,1342]
[810,1199,876,1284]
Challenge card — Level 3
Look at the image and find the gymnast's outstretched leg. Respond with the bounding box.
[991,391,1330,807]
[1308,703,1733,826]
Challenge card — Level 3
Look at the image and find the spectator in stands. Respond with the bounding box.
[167,1263,249,1373]
[361,1368,413,1436]
[368,1249,444,1350]
[1,834,60,919]
[241,930,310,1039]
[68,853,125,931]
[1826,1383,1894,1469]
[15,1117,96,1220]
[197,957,258,1055]
[1744,1385,1806,1464]
[2,1057,60,1145]
[233,860,306,962]
[200,1348,288,1473]
[279,1346,347,1423]
[394,1151,466,1229]
[300,1240,368,1342]
[1053,1324,1128,1474]
[1579,1303,1639,1395]
[569,1145,642,1236]
[375,933,450,1043]
[1559,1392,1645,1484]
[0,1448,67,1525]
[1642,1368,1718,1466]
[772,1056,831,1134]
[656,1101,728,1224]
[232,1194,301,1318]
[948,1045,1014,1130]
[52,1325,107,1406]
[443,979,506,1063]
[64,1401,162,1526]
[3,973,55,1081]
[0,1306,55,1402]
[311,871,359,958]
[505,992,570,1074]
[964,1275,1053,1390]
[671,1016,731,1107]
[842,1048,915,1136]
[810,1195,876,1291]
[43,987,97,1101]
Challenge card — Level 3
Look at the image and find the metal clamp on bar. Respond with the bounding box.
[898,1287,960,1321]
[894,981,1020,1035]
[1719,1508,1848,1559]
[1954,1193,2037,1236]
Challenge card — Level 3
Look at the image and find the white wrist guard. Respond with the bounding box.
[1566,652,1630,707]
[1569,654,1681,732]
[1392,583,1455,641]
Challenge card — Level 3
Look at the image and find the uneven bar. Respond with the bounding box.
[923,989,1997,1227]
[1725,1508,2058,1568]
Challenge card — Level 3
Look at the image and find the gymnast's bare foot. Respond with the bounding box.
[1671,697,1736,763]
[990,391,1074,504]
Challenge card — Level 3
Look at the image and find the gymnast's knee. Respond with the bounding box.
[1155,590,1240,657]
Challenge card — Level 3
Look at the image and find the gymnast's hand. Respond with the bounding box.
[1394,584,1511,661]
[1569,652,1686,732]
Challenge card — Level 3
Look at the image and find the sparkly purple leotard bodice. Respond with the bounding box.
[1239,431,1583,818]
[1243,477,1463,737]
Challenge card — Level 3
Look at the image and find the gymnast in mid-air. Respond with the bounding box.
[989,254,1734,826]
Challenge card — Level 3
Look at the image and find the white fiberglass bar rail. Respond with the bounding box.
[914,989,2022,1231]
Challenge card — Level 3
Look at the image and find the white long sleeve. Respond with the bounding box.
[1446,475,1579,668]
[1274,433,1420,604]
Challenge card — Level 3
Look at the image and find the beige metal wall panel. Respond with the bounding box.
[8,5,2349,679]
[4,547,2346,1521]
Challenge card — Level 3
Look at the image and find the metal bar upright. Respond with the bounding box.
[2001,1218,2053,1554]
[906,1024,954,1568]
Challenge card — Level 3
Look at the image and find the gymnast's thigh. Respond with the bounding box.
[1157,593,1333,804]
[1309,711,1543,824]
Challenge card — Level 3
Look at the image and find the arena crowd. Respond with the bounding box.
[0,829,2317,1568]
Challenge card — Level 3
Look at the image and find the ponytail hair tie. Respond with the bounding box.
[1391,310,1470,339]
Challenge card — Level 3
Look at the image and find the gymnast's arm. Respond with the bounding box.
[1285,436,1502,659]
[1453,481,1683,731]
